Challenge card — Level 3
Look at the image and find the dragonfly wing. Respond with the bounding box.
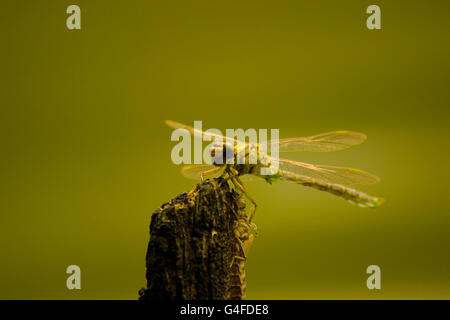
[262,131,367,152]
[239,174,264,182]
[166,120,238,144]
[181,164,224,180]
[274,158,380,186]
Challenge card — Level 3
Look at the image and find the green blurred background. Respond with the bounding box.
[1,0,449,299]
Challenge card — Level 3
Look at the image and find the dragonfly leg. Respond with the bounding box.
[200,166,221,181]
[223,200,240,220]
[221,167,243,188]
[217,167,239,189]
[230,175,258,223]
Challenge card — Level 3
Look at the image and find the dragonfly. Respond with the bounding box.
[166,120,383,222]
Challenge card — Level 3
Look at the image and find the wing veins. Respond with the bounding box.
[264,130,367,153]
[274,157,380,186]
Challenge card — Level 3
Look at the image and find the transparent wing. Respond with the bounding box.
[239,174,264,182]
[274,158,380,186]
[262,131,367,152]
[181,164,225,180]
[166,120,239,144]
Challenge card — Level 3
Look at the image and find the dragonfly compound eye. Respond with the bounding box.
[210,143,234,165]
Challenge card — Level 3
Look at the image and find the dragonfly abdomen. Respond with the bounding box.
[280,170,383,208]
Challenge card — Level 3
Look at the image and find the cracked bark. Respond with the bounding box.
[139,178,245,300]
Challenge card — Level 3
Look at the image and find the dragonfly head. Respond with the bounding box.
[210,142,235,165]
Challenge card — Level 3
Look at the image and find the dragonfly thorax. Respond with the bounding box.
[210,143,235,165]
[211,141,278,182]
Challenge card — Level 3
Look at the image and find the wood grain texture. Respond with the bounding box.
[139,178,250,300]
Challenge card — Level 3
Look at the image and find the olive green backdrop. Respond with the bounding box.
[1,0,449,299]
